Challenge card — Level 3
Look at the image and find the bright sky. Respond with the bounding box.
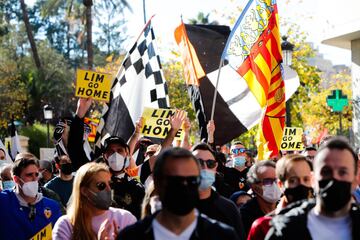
[26,0,360,66]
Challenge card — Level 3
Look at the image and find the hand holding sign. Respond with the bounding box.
[76,98,93,118]
[140,107,186,140]
[135,117,144,134]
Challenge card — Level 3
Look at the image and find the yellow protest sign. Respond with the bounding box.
[280,127,304,151]
[75,69,112,102]
[30,223,52,240]
[141,107,185,140]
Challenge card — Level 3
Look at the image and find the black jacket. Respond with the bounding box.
[111,174,145,220]
[197,189,246,240]
[240,197,265,237]
[266,200,360,240]
[117,212,240,240]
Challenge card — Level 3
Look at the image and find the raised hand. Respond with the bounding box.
[76,98,93,118]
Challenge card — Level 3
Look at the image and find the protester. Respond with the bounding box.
[141,180,161,219]
[118,147,240,240]
[266,137,360,239]
[38,159,54,186]
[0,156,62,239]
[44,155,74,206]
[193,142,246,240]
[355,148,360,203]
[102,136,145,219]
[248,154,313,240]
[303,146,317,161]
[0,163,14,191]
[53,162,136,239]
[230,191,252,208]
[240,160,280,237]
[224,141,251,194]
[0,148,12,169]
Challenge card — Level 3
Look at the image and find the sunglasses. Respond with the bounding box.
[231,148,247,155]
[197,158,217,169]
[165,175,200,187]
[96,181,113,191]
[256,178,277,186]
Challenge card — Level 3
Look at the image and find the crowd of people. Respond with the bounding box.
[1,99,360,240]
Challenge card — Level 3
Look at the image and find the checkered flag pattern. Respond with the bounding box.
[95,19,169,150]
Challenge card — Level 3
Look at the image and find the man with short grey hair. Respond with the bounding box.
[240,160,280,238]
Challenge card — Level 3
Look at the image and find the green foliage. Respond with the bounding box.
[162,60,199,143]
[20,123,54,157]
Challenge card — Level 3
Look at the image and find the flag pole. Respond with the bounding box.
[143,0,147,24]
[210,58,225,120]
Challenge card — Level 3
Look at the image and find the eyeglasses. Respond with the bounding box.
[165,175,200,187]
[231,148,247,155]
[197,158,217,169]
[256,178,277,186]
[96,181,113,191]
[145,151,156,157]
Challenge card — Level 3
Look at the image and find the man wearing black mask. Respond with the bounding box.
[44,155,74,206]
[118,147,239,240]
[266,137,360,240]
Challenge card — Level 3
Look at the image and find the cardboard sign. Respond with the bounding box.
[141,107,185,140]
[30,223,52,240]
[280,127,304,151]
[75,69,112,102]
[84,118,100,143]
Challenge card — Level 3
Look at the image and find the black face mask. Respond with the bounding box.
[161,176,199,216]
[284,184,313,203]
[318,179,352,212]
[60,163,73,175]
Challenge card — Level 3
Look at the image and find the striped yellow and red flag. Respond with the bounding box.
[257,64,286,159]
[222,0,285,158]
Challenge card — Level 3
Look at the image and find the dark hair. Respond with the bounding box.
[317,137,358,174]
[153,147,200,186]
[191,142,216,159]
[247,160,276,184]
[276,154,312,182]
[232,141,244,147]
[12,157,39,177]
[102,136,130,153]
[305,146,317,152]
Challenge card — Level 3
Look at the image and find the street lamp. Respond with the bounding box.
[281,36,295,66]
[43,105,53,147]
[281,36,295,127]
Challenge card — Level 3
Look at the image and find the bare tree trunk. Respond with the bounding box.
[83,0,93,69]
[19,0,42,71]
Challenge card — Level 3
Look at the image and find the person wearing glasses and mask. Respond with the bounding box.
[192,143,246,240]
[0,156,62,239]
[240,160,280,238]
[222,141,251,194]
[53,162,136,239]
[118,147,239,240]
[247,154,313,240]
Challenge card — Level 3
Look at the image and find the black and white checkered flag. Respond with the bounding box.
[95,18,169,150]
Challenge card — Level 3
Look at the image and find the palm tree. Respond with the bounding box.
[83,0,93,69]
[19,0,42,72]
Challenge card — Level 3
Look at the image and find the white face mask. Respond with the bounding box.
[107,152,128,171]
[262,182,281,203]
[19,179,39,198]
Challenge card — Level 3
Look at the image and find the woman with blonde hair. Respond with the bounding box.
[53,162,136,239]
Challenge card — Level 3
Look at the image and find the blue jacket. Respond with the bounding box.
[0,190,62,240]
